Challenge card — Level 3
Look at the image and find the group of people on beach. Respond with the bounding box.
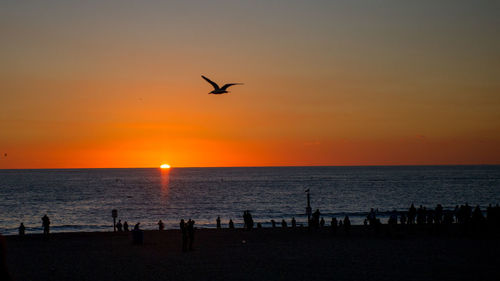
[359,203,500,235]
[16,203,500,238]
[18,214,51,237]
[115,220,130,232]
[369,203,500,227]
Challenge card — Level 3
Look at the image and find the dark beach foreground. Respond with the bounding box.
[4,226,500,281]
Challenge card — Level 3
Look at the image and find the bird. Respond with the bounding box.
[201,75,243,94]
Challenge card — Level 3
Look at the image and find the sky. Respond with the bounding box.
[1,0,499,168]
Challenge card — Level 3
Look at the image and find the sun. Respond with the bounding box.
[160,164,170,169]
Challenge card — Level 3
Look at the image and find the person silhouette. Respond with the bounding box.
[320,217,325,228]
[123,221,129,232]
[187,219,195,251]
[158,220,164,231]
[331,217,338,235]
[229,219,235,229]
[344,216,351,235]
[41,214,50,236]
[408,203,416,224]
[216,216,221,229]
[180,219,187,252]
[281,219,287,229]
[116,220,123,232]
[312,209,321,229]
[291,217,296,228]
[132,223,143,244]
[19,223,25,236]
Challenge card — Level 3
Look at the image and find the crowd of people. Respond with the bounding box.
[16,203,500,240]
[367,203,500,228]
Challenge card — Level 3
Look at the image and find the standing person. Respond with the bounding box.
[344,216,351,235]
[123,221,129,232]
[312,209,321,229]
[228,219,234,229]
[320,217,325,228]
[216,216,221,229]
[42,214,50,236]
[158,220,164,231]
[19,223,25,236]
[187,219,195,251]
[281,219,287,229]
[248,211,254,230]
[243,211,248,229]
[331,217,338,235]
[291,217,296,228]
[180,219,188,252]
[116,220,123,232]
[408,204,416,224]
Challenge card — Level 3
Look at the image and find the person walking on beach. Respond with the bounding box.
[19,223,25,236]
[180,219,188,252]
[216,216,221,229]
[116,220,123,232]
[229,219,234,229]
[187,219,195,251]
[291,217,296,228]
[158,220,165,231]
[123,221,129,232]
[42,214,50,236]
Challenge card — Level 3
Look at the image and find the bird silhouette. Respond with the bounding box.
[201,75,243,94]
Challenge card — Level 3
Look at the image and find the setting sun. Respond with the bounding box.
[160,164,171,169]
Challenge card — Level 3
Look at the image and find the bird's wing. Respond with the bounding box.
[220,83,243,91]
[201,75,219,90]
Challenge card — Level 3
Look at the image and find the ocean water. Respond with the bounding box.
[1,166,499,235]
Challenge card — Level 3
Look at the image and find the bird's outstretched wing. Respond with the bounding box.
[220,83,243,91]
[201,75,220,90]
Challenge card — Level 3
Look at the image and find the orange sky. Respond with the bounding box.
[1,1,499,168]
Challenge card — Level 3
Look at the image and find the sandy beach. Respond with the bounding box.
[3,226,500,281]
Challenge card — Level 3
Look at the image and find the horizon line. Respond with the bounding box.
[1,163,499,170]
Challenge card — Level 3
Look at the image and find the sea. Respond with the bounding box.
[1,166,499,235]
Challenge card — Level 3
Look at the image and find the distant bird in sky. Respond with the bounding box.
[201,75,243,95]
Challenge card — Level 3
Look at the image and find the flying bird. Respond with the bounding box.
[202,75,243,94]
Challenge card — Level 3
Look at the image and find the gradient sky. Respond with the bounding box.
[1,0,499,168]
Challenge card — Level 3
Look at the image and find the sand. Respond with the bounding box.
[3,226,500,281]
